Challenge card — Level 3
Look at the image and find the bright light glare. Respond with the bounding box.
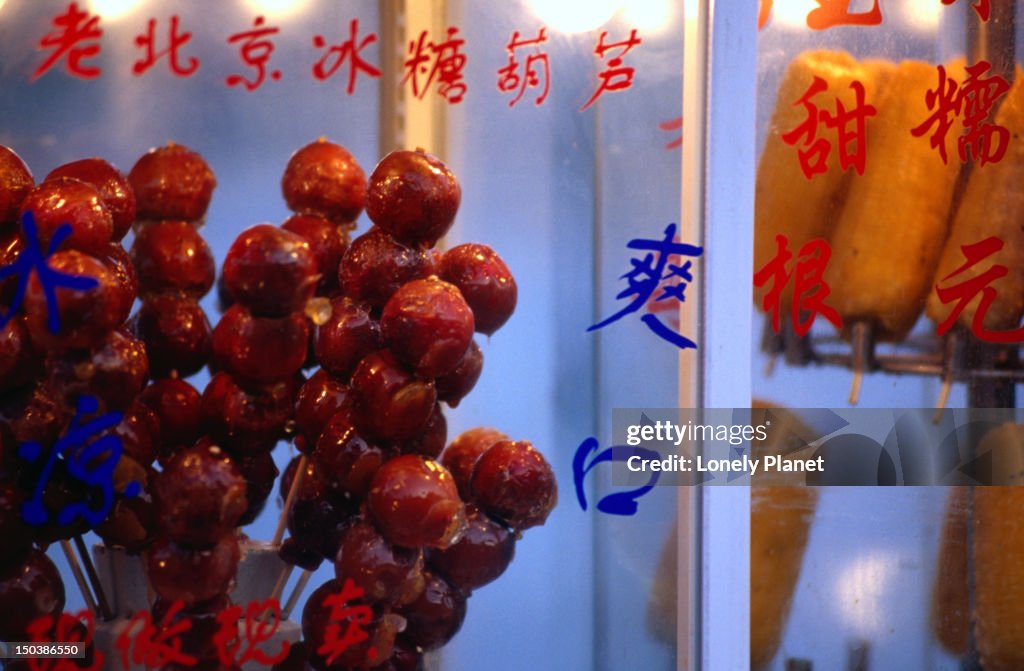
[87,0,145,21]
[242,0,313,19]
[900,0,943,30]
[769,0,818,28]
[835,553,897,637]
[527,0,620,34]
[621,0,674,33]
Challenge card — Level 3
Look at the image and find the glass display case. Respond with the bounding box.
[0,1,694,670]
[5,1,1022,670]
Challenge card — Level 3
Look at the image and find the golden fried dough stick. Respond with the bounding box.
[824,59,963,341]
[926,69,1024,333]
[754,51,889,311]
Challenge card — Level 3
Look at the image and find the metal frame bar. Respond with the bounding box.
[679,0,757,668]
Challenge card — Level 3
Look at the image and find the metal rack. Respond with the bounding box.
[761,319,1023,408]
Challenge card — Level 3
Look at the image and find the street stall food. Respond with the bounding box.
[0,139,557,670]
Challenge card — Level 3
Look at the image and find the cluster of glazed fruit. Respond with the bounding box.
[0,142,242,668]
[264,142,557,670]
[0,138,557,671]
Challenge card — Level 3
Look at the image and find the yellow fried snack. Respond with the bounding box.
[930,486,969,656]
[749,404,819,670]
[926,68,1024,333]
[974,485,1024,670]
[754,50,888,311]
[824,59,963,341]
[751,486,817,670]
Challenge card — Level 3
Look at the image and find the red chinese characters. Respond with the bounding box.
[754,234,842,336]
[226,16,281,91]
[781,76,877,180]
[497,28,551,107]
[32,2,103,81]
[115,601,197,669]
[25,610,102,671]
[942,0,990,21]
[806,0,882,30]
[934,236,1024,343]
[212,599,290,667]
[312,19,382,95]
[659,116,683,150]
[911,61,1010,166]
[133,16,199,77]
[317,579,375,666]
[580,29,642,111]
[403,27,468,104]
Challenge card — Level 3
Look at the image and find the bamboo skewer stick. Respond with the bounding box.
[267,454,308,606]
[74,535,112,620]
[267,563,295,609]
[60,539,98,616]
[272,455,307,547]
[281,569,313,621]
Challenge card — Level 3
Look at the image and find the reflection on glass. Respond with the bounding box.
[621,0,675,33]
[769,0,818,29]
[87,0,146,21]
[242,0,313,20]
[526,0,619,33]
[834,551,897,638]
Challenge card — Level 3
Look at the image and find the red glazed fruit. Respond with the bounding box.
[441,427,508,500]
[222,224,318,317]
[212,304,308,384]
[426,504,515,592]
[0,317,39,393]
[200,372,296,453]
[45,158,136,241]
[314,297,381,380]
[0,550,65,641]
[100,242,139,322]
[138,378,203,453]
[130,220,215,298]
[235,450,279,525]
[470,439,557,531]
[0,226,24,306]
[338,227,434,310]
[146,534,240,606]
[108,400,160,466]
[334,518,426,606]
[0,483,32,570]
[381,278,474,378]
[282,140,366,223]
[350,350,436,442]
[435,340,482,408]
[154,444,247,546]
[440,243,517,335]
[45,328,149,411]
[24,250,123,351]
[282,213,348,294]
[313,409,388,502]
[131,294,212,378]
[302,579,400,670]
[367,454,465,549]
[396,572,467,651]
[294,369,351,446]
[18,177,113,255]
[95,495,158,554]
[129,143,216,221]
[0,146,33,223]
[366,149,461,247]
[150,595,233,662]
[0,381,67,447]
[398,403,447,460]
[377,641,423,671]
